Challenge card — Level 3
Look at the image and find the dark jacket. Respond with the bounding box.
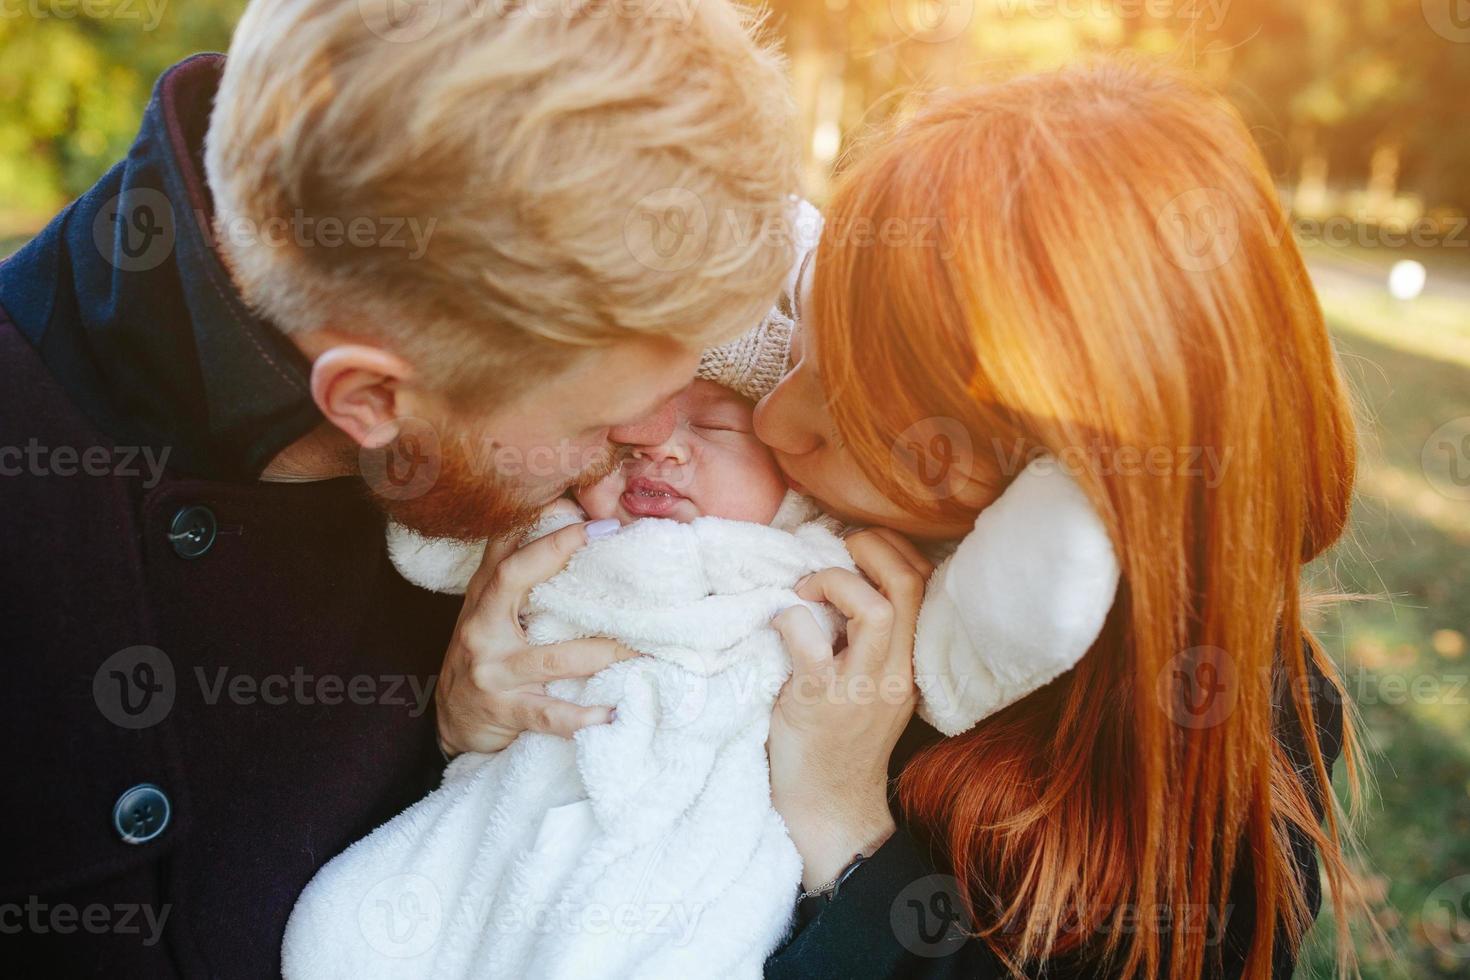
[0,54,463,976]
[764,670,1344,980]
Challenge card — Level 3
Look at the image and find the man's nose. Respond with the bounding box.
[608,399,678,448]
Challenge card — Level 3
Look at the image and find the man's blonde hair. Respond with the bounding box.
[206,0,798,402]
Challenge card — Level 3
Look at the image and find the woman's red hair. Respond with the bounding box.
[810,61,1361,977]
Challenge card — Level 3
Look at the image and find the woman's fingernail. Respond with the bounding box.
[585,518,620,540]
[794,574,812,590]
[609,707,618,723]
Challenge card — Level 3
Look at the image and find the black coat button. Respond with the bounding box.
[168,505,216,559]
[112,783,171,844]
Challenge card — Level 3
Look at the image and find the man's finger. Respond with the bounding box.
[508,692,614,740]
[484,520,613,619]
[502,637,640,687]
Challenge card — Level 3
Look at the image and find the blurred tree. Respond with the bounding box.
[765,0,1470,215]
[0,1,246,231]
[1,0,1466,229]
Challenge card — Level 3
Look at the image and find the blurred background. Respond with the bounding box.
[2,1,1467,976]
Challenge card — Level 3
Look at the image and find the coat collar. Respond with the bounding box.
[0,53,321,481]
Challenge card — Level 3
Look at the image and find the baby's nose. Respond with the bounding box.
[632,437,690,466]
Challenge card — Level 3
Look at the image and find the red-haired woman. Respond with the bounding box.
[760,61,1358,979]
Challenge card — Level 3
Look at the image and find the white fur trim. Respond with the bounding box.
[913,458,1121,736]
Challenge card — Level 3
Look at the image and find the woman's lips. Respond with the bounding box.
[620,476,686,518]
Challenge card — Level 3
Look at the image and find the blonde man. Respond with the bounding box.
[0,1,796,974]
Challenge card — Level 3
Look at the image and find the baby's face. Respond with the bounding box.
[576,380,789,525]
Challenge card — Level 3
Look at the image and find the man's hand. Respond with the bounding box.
[435,515,633,757]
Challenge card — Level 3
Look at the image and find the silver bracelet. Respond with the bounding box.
[798,852,869,902]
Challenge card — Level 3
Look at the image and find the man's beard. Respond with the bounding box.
[358,420,627,543]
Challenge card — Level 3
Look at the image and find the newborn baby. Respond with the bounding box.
[578,378,792,526]
[284,341,850,979]
[284,302,1123,980]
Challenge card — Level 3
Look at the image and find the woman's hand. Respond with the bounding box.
[768,527,935,890]
[435,515,635,757]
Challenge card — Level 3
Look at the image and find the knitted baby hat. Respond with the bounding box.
[695,198,820,402]
[694,306,793,402]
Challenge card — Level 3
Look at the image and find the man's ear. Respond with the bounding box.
[309,345,417,448]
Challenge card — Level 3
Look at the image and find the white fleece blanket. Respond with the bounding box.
[282,514,853,980]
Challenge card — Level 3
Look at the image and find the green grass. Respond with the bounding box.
[1294,308,1470,977]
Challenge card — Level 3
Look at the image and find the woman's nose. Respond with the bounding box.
[753,376,823,456]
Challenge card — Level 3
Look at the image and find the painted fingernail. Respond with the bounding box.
[585,518,620,540]
[609,707,619,723]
